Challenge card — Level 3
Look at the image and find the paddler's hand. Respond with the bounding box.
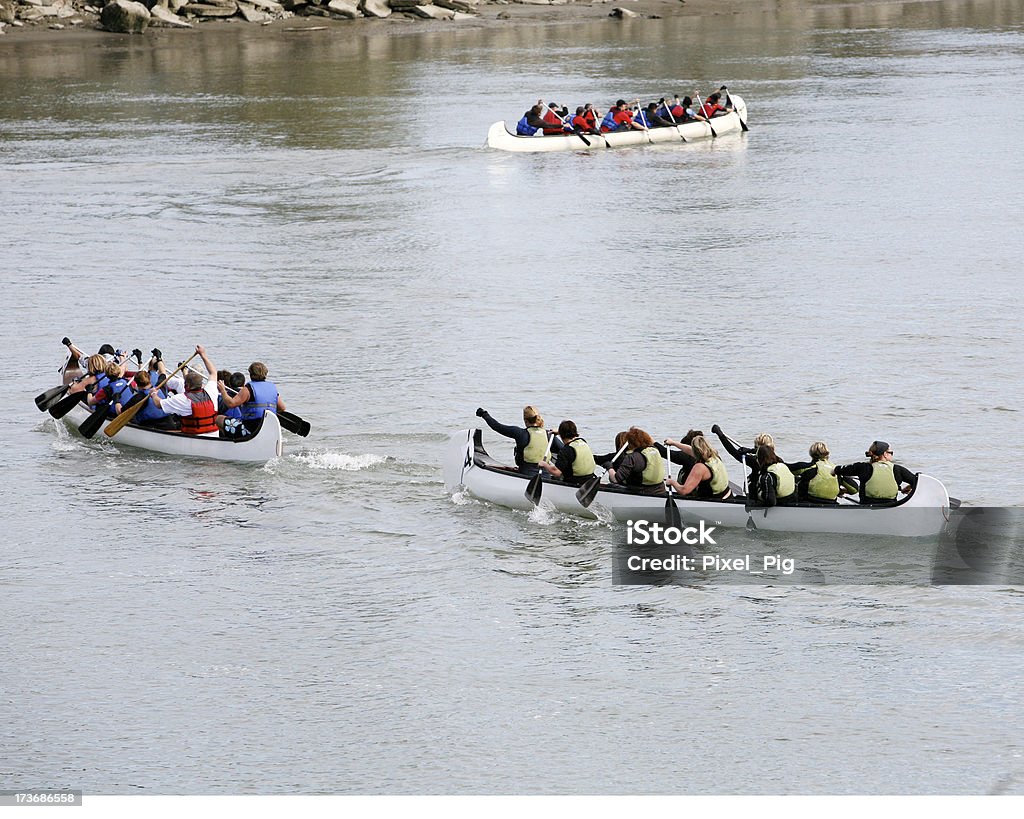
[61,336,72,347]
[151,348,162,361]
[475,407,487,418]
[711,424,721,435]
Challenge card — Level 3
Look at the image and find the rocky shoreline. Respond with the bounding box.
[0,0,783,37]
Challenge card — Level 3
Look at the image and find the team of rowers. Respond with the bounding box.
[516,87,735,137]
[61,338,286,439]
[476,406,920,506]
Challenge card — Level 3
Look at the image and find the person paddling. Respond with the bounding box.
[834,441,918,505]
[476,405,561,476]
[756,443,796,506]
[516,104,550,136]
[607,427,665,494]
[787,441,855,504]
[217,360,286,439]
[538,420,596,487]
[147,345,219,436]
[713,425,777,498]
[663,434,732,499]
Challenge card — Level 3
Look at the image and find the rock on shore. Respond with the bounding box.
[0,0,684,33]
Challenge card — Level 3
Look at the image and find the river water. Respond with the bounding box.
[2,0,1024,795]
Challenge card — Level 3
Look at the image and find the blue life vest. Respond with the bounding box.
[219,395,242,420]
[516,116,539,136]
[92,372,111,396]
[148,370,168,399]
[106,377,133,416]
[601,110,619,131]
[240,380,279,421]
[135,393,169,424]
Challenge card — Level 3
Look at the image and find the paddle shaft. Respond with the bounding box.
[525,430,556,505]
[103,353,199,438]
[696,89,718,137]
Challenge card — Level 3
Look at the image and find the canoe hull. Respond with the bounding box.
[60,401,283,463]
[444,429,951,538]
[487,95,748,152]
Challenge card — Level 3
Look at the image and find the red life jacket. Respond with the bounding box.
[180,390,217,435]
[542,109,565,135]
[571,114,589,131]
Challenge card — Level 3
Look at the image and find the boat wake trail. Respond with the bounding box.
[289,449,389,471]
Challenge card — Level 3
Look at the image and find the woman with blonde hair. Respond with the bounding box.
[475,404,560,475]
[607,427,665,494]
[664,434,732,499]
[786,441,851,503]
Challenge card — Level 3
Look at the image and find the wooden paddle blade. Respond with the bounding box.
[78,405,110,439]
[575,476,601,508]
[104,397,147,438]
[665,495,682,530]
[35,384,69,411]
[525,472,543,506]
[48,390,86,419]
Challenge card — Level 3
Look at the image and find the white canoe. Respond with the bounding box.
[443,429,952,538]
[486,95,748,153]
[60,401,283,463]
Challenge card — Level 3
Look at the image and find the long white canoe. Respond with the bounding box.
[487,95,748,153]
[443,429,952,538]
[60,401,283,463]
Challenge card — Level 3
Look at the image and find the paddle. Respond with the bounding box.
[77,351,144,439]
[659,97,687,144]
[721,85,748,131]
[37,340,114,411]
[104,353,199,438]
[696,89,718,137]
[663,443,682,529]
[550,103,590,147]
[576,441,629,508]
[36,383,71,411]
[524,431,555,506]
[583,105,609,147]
[182,362,311,437]
[632,100,654,144]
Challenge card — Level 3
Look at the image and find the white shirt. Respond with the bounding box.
[154,380,217,417]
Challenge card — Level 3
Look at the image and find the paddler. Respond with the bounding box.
[787,441,855,504]
[516,104,550,136]
[538,420,596,487]
[607,427,665,494]
[755,444,797,506]
[217,359,286,439]
[712,425,778,498]
[476,405,561,476]
[146,345,219,436]
[834,441,918,505]
[663,434,732,499]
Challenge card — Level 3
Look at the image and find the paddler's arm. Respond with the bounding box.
[195,345,216,379]
[218,383,251,410]
[711,424,746,463]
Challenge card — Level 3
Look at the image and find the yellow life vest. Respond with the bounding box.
[522,426,548,464]
[706,456,730,495]
[768,463,795,499]
[865,461,899,500]
[640,446,666,485]
[806,459,840,501]
[568,439,596,477]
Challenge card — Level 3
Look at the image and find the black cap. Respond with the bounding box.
[868,440,890,456]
